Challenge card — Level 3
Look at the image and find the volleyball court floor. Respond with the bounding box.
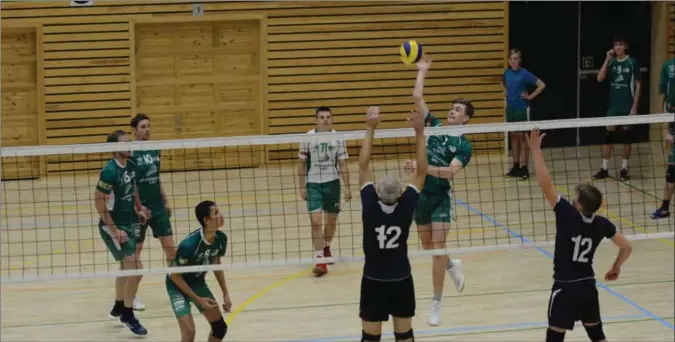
[1,144,673,341]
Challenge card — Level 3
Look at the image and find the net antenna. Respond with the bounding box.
[1,114,673,284]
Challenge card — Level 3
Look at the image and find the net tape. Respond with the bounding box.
[2,232,672,284]
[1,114,672,157]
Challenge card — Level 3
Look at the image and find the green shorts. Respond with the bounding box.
[166,279,215,318]
[505,107,529,123]
[137,206,173,243]
[98,221,137,262]
[414,190,455,225]
[306,179,341,213]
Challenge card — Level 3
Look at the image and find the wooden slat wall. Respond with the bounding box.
[669,3,674,57]
[1,0,507,173]
[1,28,41,179]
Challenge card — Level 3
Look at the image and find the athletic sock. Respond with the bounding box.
[601,159,608,170]
[121,306,134,321]
[621,159,628,169]
[316,250,324,259]
[662,200,671,211]
[432,293,442,302]
[513,163,520,169]
[114,300,124,310]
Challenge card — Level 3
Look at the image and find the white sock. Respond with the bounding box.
[622,159,628,169]
[602,159,608,170]
[316,250,324,258]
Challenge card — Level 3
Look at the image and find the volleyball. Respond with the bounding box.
[400,40,423,65]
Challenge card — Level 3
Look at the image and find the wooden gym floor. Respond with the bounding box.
[1,144,674,341]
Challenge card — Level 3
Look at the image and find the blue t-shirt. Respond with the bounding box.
[503,68,537,110]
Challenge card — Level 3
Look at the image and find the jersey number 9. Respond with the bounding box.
[375,225,402,250]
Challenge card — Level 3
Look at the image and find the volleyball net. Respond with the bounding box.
[1,113,673,283]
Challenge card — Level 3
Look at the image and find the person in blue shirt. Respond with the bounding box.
[501,49,546,180]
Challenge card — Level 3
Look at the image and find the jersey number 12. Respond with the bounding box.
[571,235,592,263]
[375,225,401,249]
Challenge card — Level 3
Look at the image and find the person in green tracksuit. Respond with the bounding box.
[594,37,642,182]
[128,114,177,311]
[651,57,675,219]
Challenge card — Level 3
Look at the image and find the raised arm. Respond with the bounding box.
[358,106,381,187]
[409,109,428,190]
[412,55,431,117]
[597,49,614,82]
[527,128,558,208]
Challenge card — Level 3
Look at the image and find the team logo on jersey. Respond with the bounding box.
[178,257,187,265]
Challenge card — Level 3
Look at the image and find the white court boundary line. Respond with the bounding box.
[2,231,672,284]
[1,114,672,157]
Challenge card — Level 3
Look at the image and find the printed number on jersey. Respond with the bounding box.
[375,225,401,249]
[571,235,592,263]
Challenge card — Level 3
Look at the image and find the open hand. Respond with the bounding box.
[366,106,381,129]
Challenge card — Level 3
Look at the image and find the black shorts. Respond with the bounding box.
[547,280,601,330]
[359,275,415,322]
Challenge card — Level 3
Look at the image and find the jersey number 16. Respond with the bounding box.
[375,225,402,250]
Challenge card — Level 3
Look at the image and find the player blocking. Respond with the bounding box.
[528,129,633,342]
[358,106,427,342]
[297,106,352,276]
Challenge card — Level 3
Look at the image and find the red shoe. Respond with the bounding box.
[313,263,327,277]
[323,246,334,265]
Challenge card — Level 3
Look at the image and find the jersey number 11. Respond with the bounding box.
[375,225,402,249]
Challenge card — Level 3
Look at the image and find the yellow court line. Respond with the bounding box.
[225,266,311,324]
[554,185,674,248]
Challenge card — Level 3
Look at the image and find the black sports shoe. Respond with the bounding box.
[505,166,518,178]
[120,315,148,336]
[619,168,629,181]
[519,167,530,180]
[593,169,609,180]
[108,306,122,321]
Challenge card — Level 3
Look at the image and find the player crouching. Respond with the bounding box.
[166,201,232,342]
[358,106,428,342]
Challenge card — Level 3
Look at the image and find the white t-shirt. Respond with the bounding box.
[298,129,348,184]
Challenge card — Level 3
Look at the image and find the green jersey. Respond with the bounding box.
[422,113,472,193]
[608,56,641,113]
[659,58,675,131]
[167,229,228,284]
[95,158,137,226]
[132,150,163,209]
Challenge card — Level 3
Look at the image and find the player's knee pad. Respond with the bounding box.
[394,329,414,341]
[583,322,605,342]
[546,328,565,342]
[209,318,227,339]
[667,164,675,183]
[605,130,615,144]
[361,331,381,342]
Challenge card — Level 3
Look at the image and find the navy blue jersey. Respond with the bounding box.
[553,197,617,282]
[361,182,419,281]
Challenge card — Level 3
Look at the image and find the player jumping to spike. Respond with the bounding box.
[528,128,633,342]
[408,55,473,326]
[166,200,232,342]
[358,106,427,342]
[130,114,177,311]
[297,106,352,276]
[95,130,149,336]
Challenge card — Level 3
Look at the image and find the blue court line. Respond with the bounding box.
[283,314,646,342]
[455,199,675,331]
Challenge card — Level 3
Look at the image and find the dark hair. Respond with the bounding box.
[106,129,127,143]
[315,106,332,117]
[195,200,216,228]
[453,98,475,118]
[131,114,150,128]
[575,183,603,217]
[508,48,522,58]
[613,36,628,45]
